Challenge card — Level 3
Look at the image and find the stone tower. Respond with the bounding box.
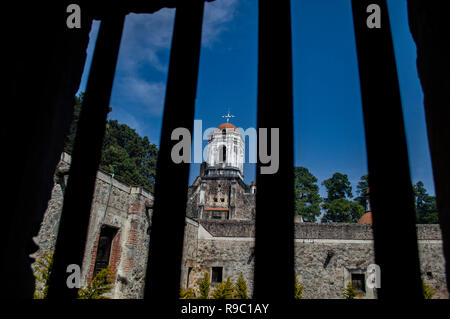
[185,121,255,221]
[205,122,245,180]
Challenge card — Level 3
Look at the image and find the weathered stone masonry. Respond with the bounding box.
[181,220,448,299]
[35,144,448,299]
[33,152,153,299]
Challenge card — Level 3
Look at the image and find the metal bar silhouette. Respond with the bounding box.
[254,0,295,300]
[47,14,125,299]
[144,0,204,303]
[351,0,423,299]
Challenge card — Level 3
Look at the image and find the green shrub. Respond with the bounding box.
[78,266,114,299]
[32,251,54,299]
[234,273,248,299]
[423,279,435,299]
[197,272,210,299]
[342,282,358,299]
[294,273,304,299]
[180,287,196,299]
[212,277,234,299]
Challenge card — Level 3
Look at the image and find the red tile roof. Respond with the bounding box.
[218,123,237,130]
[358,211,372,224]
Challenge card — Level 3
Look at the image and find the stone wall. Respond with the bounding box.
[182,220,448,299]
[186,175,255,221]
[36,153,447,299]
[181,221,255,297]
[32,152,71,256]
[33,153,153,299]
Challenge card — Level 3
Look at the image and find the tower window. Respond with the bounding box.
[222,129,226,138]
[211,267,223,283]
[219,145,226,163]
[351,273,366,293]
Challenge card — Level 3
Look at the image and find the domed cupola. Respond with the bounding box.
[205,112,244,179]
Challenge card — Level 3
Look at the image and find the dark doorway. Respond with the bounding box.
[93,226,117,277]
[351,273,366,294]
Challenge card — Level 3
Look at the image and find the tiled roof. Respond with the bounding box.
[218,123,237,130]
[358,211,372,224]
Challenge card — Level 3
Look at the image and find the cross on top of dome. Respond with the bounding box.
[222,109,235,123]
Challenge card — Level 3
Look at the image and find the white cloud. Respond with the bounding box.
[110,1,239,127]
[120,9,176,73]
[114,77,166,116]
[118,0,239,73]
[202,0,239,47]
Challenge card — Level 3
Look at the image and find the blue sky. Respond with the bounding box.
[77,0,435,198]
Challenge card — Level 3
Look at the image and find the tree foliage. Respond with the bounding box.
[64,93,158,191]
[342,282,359,299]
[234,272,248,299]
[321,173,364,223]
[413,181,438,224]
[212,277,234,299]
[32,251,54,299]
[422,279,435,299]
[181,272,250,299]
[77,266,114,299]
[294,273,304,299]
[354,174,369,210]
[322,172,353,203]
[180,287,196,299]
[294,167,322,222]
[321,198,364,223]
[197,272,210,299]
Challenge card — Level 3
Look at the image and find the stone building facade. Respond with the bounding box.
[33,122,448,299]
[33,152,153,299]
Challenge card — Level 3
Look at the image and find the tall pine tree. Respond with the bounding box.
[321,173,364,223]
[413,181,438,224]
[294,167,322,222]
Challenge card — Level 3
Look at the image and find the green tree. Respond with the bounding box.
[413,181,438,224]
[422,279,435,299]
[294,167,322,222]
[342,282,359,299]
[294,273,304,299]
[212,277,234,299]
[321,198,365,223]
[78,266,114,299]
[64,93,159,191]
[63,93,83,154]
[322,172,353,203]
[180,287,196,299]
[32,251,54,299]
[354,174,369,210]
[234,273,248,299]
[321,173,364,223]
[197,272,210,299]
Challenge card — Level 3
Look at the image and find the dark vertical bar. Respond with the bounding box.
[47,14,125,299]
[407,0,450,295]
[254,0,295,300]
[351,0,423,299]
[144,0,204,303]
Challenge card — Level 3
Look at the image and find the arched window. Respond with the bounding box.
[222,128,226,139]
[219,145,226,163]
